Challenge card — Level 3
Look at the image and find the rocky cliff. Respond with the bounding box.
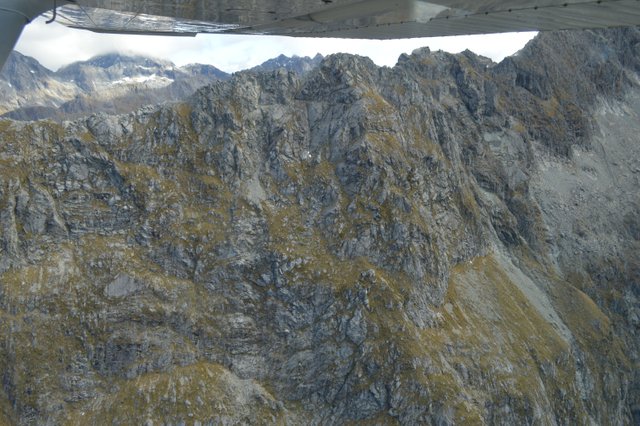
[0,28,638,425]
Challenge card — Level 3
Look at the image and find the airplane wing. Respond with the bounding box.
[2,0,640,69]
[47,0,640,38]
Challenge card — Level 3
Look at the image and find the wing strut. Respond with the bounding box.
[0,0,51,70]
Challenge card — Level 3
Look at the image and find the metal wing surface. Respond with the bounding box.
[51,0,640,38]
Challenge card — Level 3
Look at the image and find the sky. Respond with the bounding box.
[15,16,537,73]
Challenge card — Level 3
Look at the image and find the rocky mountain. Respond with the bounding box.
[0,28,639,425]
[0,51,77,118]
[0,52,229,121]
[251,53,324,75]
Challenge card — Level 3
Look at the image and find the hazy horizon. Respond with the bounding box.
[14,17,537,73]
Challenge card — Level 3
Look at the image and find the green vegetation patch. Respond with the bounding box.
[64,362,284,425]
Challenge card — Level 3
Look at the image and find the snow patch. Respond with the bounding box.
[110,74,173,87]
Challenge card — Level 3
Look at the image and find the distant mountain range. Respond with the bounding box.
[0,51,323,121]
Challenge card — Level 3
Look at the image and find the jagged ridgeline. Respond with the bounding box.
[0,28,639,425]
[0,52,323,122]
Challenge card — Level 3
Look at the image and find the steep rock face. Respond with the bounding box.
[0,28,638,425]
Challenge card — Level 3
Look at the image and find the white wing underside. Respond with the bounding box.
[50,0,640,38]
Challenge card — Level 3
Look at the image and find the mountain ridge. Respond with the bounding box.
[0,51,325,121]
[0,51,230,121]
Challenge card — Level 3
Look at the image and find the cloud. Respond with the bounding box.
[15,16,536,72]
